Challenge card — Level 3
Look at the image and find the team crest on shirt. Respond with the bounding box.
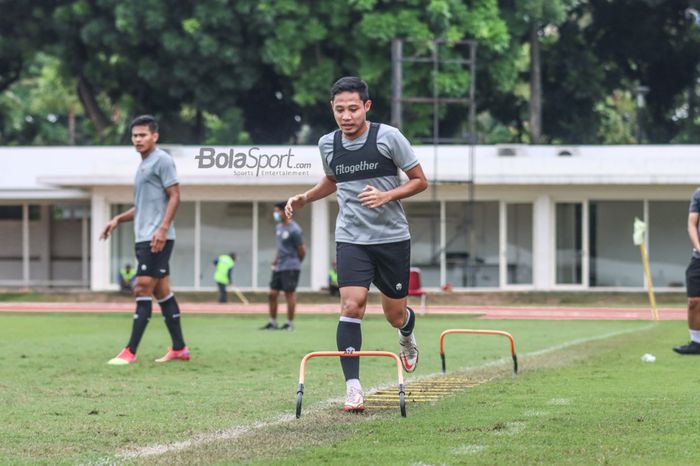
[282,231,290,239]
[396,283,402,291]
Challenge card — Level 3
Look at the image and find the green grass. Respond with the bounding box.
[0,311,682,464]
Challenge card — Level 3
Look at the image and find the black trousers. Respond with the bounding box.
[217,282,227,303]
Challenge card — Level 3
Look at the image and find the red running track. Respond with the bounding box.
[0,302,686,320]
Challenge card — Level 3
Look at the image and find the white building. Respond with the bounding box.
[1,144,696,292]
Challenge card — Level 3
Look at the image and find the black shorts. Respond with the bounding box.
[135,240,174,278]
[336,240,410,299]
[270,270,300,292]
[686,257,700,297]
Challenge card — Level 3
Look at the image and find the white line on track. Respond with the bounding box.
[90,323,655,464]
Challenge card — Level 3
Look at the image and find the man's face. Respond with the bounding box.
[331,91,372,139]
[131,125,159,155]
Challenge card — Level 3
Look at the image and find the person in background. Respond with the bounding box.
[119,263,136,294]
[674,187,700,354]
[261,202,305,331]
[214,252,236,303]
[329,260,339,296]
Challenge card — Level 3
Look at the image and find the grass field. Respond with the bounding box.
[0,311,693,465]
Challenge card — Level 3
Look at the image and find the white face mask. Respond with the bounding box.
[273,211,282,223]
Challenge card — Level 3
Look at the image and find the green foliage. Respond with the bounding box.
[595,90,638,144]
[2,0,700,144]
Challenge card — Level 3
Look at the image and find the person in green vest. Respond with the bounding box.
[328,260,339,296]
[119,264,136,293]
[214,253,236,303]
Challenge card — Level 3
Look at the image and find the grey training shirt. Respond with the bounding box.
[276,221,304,271]
[689,188,700,258]
[319,122,419,244]
[134,147,179,243]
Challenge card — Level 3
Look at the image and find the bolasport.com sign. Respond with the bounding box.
[195,147,312,176]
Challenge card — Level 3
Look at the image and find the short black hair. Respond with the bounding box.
[229,252,237,260]
[130,114,159,133]
[274,201,287,210]
[330,76,369,102]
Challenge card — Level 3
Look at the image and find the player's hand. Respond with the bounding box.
[150,227,167,253]
[358,185,390,208]
[99,218,119,240]
[285,194,306,218]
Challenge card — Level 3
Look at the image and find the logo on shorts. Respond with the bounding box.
[159,269,166,274]
[396,283,402,291]
[141,264,147,271]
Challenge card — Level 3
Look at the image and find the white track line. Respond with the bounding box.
[91,323,654,464]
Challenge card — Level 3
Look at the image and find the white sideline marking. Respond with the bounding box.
[92,323,654,463]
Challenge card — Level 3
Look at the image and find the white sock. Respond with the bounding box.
[346,378,362,392]
[285,320,293,326]
[269,318,277,326]
[689,330,700,343]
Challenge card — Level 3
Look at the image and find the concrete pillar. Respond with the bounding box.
[90,194,111,290]
[310,200,329,291]
[533,195,553,290]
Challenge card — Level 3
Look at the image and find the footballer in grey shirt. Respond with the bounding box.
[100,115,189,365]
[284,77,428,412]
[318,122,419,244]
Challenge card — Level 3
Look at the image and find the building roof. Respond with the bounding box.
[3,144,700,199]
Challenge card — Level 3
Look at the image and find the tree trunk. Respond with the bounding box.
[77,75,110,134]
[194,107,204,144]
[68,107,76,145]
[529,23,542,144]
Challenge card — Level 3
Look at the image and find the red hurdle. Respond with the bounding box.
[439,329,518,374]
[296,351,406,418]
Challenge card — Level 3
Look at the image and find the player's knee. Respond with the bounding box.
[132,283,151,297]
[690,297,700,311]
[268,290,279,300]
[340,298,365,318]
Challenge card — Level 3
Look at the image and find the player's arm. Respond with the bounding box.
[150,184,180,253]
[297,245,306,262]
[688,212,700,252]
[358,164,428,209]
[99,207,135,240]
[285,176,337,218]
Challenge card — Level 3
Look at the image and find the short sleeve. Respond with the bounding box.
[157,154,179,188]
[690,189,700,213]
[318,134,335,177]
[377,125,419,172]
[292,226,304,247]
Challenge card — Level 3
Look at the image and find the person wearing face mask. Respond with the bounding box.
[261,202,306,330]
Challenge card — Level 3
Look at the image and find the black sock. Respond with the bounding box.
[159,294,186,350]
[336,318,362,381]
[127,298,152,353]
[400,306,416,336]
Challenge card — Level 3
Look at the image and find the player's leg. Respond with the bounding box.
[336,242,374,412]
[263,272,281,329]
[108,242,157,365]
[674,257,700,354]
[371,240,418,372]
[154,275,190,362]
[339,286,369,411]
[280,270,300,330]
[217,282,227,303]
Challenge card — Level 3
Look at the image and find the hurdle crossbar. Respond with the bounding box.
[296,351,406,418]
[439,329,518,374]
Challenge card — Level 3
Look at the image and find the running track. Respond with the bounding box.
[0,302,686,320]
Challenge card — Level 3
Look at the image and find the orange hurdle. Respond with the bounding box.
[296,351,406,418]
[439,329,518,375]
